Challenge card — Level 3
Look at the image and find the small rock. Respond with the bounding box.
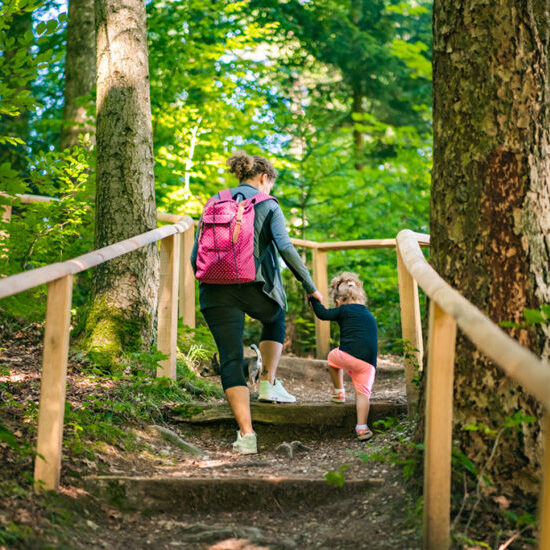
[275,442,293,458]
[86,519,99,531]
[290,440,311,454]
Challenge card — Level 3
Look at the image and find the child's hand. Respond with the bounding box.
[308,290,323,303]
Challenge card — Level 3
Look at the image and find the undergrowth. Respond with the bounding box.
[338,414,540,549]
[0,319,222,547]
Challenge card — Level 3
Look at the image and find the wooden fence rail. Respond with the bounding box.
[0,195,196,326]
[396,229,550,550]
[0,215,193,491]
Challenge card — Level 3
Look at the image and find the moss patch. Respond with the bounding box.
[84,297,150,371]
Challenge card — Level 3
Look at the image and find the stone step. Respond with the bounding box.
[171,401,407,444]
[90,475,384,513]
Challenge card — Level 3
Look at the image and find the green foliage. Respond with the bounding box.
[148,0,278,216]
[324,464,349,488]
[451,412,538,546]
[1,0,433,359]
[0,0,93,322]
[0,0,66,186]
[0,418,20,450]
[500,304,550,328]
[63,351,222,457]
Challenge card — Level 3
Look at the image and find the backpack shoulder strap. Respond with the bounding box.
[218,189,233,201]
[250,192,278,206]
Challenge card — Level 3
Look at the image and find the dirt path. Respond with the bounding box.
[0,322,420,549]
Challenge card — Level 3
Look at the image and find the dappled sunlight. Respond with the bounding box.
[208,539,269,550]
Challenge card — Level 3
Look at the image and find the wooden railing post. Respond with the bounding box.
[312,248,329,359]
[34,275,73,491]
[158,233,180,379]
[423,300,456,550]
[396,247,423,416]
[179,225,195,328]
[1,205,11,225]
[540,411,550,550]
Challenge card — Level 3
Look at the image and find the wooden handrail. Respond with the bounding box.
[396,229,550,408]
[0,219,193,299]
[1,210,193,492]
[0,192,60,204]
[396,229,550,550]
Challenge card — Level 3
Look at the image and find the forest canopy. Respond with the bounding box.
[0,0,432,353]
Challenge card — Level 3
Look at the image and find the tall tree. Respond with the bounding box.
[86,0,158,366]
[60,0,95,150]
[431,0,549,494]
[251,0,432,168]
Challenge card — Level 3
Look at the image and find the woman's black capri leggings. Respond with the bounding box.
[201,283,285,390]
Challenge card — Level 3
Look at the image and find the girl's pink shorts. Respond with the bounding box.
[327,348,376,396]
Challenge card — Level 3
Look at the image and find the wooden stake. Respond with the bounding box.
[179,225,195,327]
[423,301,456,550]
[396,247,423,416]
[1,205,11,259]
[540,411,550,550]
[34,275,73,491]
[312,248,329,359]
[158,233,180,379]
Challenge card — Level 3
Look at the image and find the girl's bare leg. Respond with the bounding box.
[356,391,370,426]
[329,365,344,389]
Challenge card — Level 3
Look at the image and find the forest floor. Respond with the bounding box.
[0,320,536,549]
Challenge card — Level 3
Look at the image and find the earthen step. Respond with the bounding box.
[171,401,407,444]
[174,401,405,426]
[90,476,384,513]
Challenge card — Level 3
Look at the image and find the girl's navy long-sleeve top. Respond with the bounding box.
[310,299,378,367]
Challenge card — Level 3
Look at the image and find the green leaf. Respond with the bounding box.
[524,308,545,324]
[0,421,20,450]
[325,469,345,488]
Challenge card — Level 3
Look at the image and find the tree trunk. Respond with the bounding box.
[352,87,364,170]
[60,0,96,150]
[86,0,158,367]
[431,0,549,495]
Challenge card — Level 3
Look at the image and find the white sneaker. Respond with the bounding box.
[232,431,257,454]
[258,379,297,403]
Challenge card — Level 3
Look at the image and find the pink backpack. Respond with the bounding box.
[195,189,276,284]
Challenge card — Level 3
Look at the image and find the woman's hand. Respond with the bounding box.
[308,290,323,303]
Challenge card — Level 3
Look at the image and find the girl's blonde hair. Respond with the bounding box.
[330,272,366,306]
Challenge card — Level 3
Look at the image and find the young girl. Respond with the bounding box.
[309,272,378,441]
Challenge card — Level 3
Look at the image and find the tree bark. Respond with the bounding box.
[87,0,158,367]
[352,86,364,170]
[431,0,549,495]
[60,0,96,150]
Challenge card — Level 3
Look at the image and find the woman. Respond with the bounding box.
[190,151,322,454]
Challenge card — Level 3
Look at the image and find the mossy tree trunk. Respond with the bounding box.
[60,0,96,150]
[87,0,158,367]
[431,0,550,495]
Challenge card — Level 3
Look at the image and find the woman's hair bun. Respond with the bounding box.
[227,151,254,181]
